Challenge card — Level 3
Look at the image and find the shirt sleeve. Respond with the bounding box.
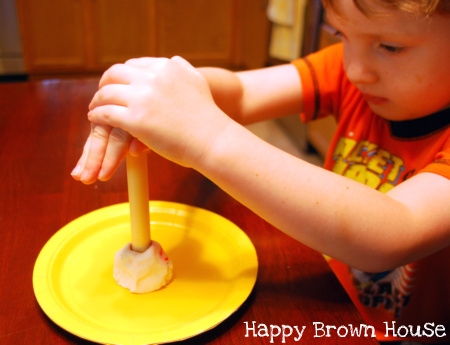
[291,43,345,123]
[419,137,450,179]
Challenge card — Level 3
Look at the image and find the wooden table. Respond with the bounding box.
[0,79,379,344]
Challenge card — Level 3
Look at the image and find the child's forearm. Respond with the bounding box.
[198,67,245,122]
[195,119,450,272]
[199,64,303,125]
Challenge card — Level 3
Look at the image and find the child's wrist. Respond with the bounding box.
[195,118,249,178]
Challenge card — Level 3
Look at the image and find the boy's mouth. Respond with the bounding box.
[362,93,388,105]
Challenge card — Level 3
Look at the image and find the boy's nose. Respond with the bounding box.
[344,49,378,85]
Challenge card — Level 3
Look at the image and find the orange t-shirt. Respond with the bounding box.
[292,43,450,343]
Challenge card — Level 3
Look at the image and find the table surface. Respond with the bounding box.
[0,79,379,345]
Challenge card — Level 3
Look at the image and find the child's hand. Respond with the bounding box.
[71,122,148,184]
[72,56,227,184]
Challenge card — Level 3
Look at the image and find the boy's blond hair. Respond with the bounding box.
[322,0,450,16]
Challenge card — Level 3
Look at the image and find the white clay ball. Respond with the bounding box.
[113,241,173,293]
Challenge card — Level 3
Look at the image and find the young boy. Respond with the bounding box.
[71,0,449,342]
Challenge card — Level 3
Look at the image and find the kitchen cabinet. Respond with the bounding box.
[16,0,86,74]
[15,0,270,76]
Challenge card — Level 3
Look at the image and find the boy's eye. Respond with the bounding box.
[379,43,404,54]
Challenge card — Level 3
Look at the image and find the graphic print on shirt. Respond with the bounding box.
[331,136,415,318]
[349,264,417,318]
[331,137,406,193]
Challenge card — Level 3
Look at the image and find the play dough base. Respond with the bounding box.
[113,241,173,293]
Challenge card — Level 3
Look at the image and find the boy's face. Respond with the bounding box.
[326,1,450,120]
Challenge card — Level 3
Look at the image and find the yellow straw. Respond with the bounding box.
[126,153,151,252]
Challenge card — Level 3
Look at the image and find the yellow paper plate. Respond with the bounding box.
[33,201,258,344]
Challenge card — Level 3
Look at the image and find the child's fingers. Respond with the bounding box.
[82,125,112,183]
[125,57,159,68]
[89,84,130,111]
[129,138,149,157]
[99,63,145,88]
[87,105,130,133]
[71,135,93,181]
[171,56,201,76]
[98,128,132,181]
[78,124,112,184]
